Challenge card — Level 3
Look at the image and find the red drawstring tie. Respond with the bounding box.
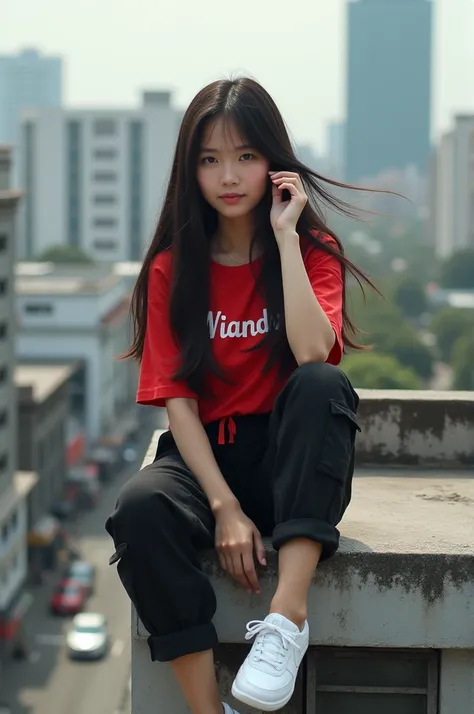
[218,416,237,445]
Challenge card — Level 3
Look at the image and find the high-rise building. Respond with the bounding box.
[0,49,62,146]
[346,0,433,183]
[0,147,36,669]
[430,115,474,259]
[19,91,180,262]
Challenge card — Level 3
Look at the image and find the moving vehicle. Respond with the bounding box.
[50,578,87,616]
[67,612,109,660]
[64,560,96,595]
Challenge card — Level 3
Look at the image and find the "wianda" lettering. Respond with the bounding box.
[208,309,278,339]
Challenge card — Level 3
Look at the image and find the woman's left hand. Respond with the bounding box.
[269,171,308,241]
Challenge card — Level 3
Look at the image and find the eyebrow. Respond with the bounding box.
[199,143,254,153]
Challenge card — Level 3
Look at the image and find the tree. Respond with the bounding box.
[430,308,474,362]
[35,245,94,264]
[342,353,422,389]
[393,278,428,318]
[381,325,434,380]
[439,249,474,289]
[452,331,474,390]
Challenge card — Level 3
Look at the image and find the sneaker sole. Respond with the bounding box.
[231,681,294,712]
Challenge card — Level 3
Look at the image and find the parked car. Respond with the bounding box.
[50,578,87,616]
[67,612,109,660]
[64,560,96,595]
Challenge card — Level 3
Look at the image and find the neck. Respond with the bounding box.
[215,214,255,255]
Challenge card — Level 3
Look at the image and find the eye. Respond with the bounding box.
[240,153,256,161]
[201,156,217,164]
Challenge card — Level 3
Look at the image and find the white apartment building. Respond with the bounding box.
[15,263,138,443]
[19,91,180,263]
[431,115,474,259]
[0,147,36,669]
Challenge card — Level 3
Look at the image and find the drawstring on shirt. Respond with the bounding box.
[218,416,237,445]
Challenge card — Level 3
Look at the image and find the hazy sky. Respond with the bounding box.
[4,0,474,151]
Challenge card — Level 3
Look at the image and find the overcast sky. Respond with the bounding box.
[4,0,474,151]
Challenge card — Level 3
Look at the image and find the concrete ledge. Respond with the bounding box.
[355,389,474,467]
[134,470,474,649]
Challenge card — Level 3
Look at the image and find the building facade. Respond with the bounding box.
[19,91,179,262]
[15,264,138,442]
[0,147,36,670]
[346,0,433,183]
[430,115,474,259]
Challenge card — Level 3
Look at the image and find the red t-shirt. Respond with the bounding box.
[137,235,344,425]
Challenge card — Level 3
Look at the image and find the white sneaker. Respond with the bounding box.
[231,613,309,711]
[222,703,240,714]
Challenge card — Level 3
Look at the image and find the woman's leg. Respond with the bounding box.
[269,361,359,615]
[232,362,359,711]
[105,454,223,714]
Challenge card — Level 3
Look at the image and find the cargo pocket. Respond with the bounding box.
[316,400,361,524]
[109,542,155,637]
[319,399,361,482]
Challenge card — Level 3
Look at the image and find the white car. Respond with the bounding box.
[67,612,109,660]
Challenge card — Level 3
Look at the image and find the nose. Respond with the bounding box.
[221,161,239,186]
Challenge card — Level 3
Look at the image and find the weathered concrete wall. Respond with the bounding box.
[355,389,474,467]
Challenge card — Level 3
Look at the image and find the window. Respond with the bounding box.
[93,239,117,250]
[0,454,8,472]
[24,303,53,315]
[93,195,117,205]
[10,509,18,532]
[0,410,7,427]
[93,118,116,136]
[0,366,7,383]
[94,148,117,160]
[0,323,7,339]
[1,521,8,542]
[67,120,82,247]
[93,217,117,228]
[0,235,6,252]
[0,279,8,296]
[93,171,117,182]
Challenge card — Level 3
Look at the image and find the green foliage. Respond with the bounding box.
[348,287,435,379]
[430,308,474,362]
[35,245,94,264]
[438,249,474,289]
[393,278,428,318]
[342,353,421,389]
[452,331,474,390]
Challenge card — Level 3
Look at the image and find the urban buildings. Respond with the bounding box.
[0,49,62,146]
[0,147,36,668]
[345,0,433,183]
[430,115,474,259]
[15,262,138,443]
[18,91,180,262]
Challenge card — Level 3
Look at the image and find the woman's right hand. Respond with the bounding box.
[215,501,267,593]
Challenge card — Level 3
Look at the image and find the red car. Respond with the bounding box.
[50,578,87,616]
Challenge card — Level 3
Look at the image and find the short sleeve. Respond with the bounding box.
[304,236,344,365]
[136,254,197,407]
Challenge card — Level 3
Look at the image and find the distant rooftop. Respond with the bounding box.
[15,363,79,402]
[16,273,121,295]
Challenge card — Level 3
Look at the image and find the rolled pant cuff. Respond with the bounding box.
[147,622,218,662]
[272,518,340,562]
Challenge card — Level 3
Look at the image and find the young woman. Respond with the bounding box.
[106,77,368,714]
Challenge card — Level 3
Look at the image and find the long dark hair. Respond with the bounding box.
[125,77,376,395]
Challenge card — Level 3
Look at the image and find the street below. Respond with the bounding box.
[0,422,160,714]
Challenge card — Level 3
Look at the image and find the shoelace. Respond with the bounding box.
[245,620,300,668]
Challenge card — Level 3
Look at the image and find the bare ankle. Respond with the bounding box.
[269,598,307,630]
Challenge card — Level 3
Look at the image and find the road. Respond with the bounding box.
[0,420,161,714]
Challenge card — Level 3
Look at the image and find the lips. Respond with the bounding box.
[220,194,244,205]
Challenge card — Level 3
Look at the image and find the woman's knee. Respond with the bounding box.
[108,465,177,538]
[285,361,358,411]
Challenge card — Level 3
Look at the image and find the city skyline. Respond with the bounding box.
[3,0,474,152]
